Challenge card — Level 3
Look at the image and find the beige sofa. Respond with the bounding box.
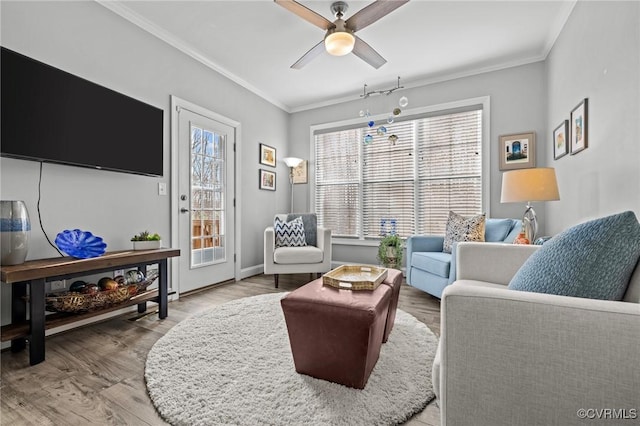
[433,242,640,426]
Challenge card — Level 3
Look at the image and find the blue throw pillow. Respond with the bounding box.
[508,211,640,300]
[485,218,515,242]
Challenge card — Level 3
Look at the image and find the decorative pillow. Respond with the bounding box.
[508,211,640,300]
[442,211,486,254]
[286,213,317,247]
[485,218,516,242]
[274,216,307,248]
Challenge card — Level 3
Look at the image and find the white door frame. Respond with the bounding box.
[170,95,242,297]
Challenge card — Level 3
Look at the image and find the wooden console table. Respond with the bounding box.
[0,248,180,366]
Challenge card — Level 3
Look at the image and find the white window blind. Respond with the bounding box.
[315,106,482,239]
[416,110,483,235]
[362,120,415,237]
[315,129,361,237]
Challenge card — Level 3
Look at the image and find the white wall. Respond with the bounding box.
[2,1,636,282]
[0,1,290,278]
[545,1,640,234]
[291,1,640,265]
[289,63,547,264]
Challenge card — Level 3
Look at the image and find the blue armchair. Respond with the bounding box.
[406,218,521,298]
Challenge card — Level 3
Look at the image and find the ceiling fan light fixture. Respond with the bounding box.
[277,0,408,68]
[325,30,355,56]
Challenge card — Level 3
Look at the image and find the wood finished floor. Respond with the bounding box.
[1,274,441,426]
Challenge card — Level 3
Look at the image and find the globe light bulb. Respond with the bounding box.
[325,31,355,56]
[399,96,409,108]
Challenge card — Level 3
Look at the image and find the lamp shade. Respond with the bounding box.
[501,168,560,203]
[324,31,355,56]
[283,157,303,168]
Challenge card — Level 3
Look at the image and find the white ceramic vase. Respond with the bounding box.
[1,200,31,265]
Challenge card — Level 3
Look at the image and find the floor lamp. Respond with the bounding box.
[283,157,303,213]
[501,167,560,242]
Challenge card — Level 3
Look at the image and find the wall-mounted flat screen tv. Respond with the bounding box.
[1,47,163,177]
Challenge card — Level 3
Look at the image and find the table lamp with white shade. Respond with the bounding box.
[283,157,303,213]
[500,167,560,242]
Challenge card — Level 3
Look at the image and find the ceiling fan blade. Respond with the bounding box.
[352,35,386,69]
[291,40,326,69]
[274,0,334,30]
[346,0,409,32]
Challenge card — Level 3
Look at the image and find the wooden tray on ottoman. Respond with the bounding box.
[323,265,388,290]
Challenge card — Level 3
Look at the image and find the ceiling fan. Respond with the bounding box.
[275,0,409,69]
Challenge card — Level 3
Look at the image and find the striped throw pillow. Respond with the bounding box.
[274,216,307,248]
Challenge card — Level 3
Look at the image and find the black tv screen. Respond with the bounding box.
[1,47,163,177]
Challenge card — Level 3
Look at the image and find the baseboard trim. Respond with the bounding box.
[241,264,264,279]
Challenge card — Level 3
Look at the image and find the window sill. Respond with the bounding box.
[331,238,385,247]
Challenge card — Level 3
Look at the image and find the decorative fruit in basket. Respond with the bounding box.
[81,283,100,295]
[69,280,87,293]
[98,277,119,291]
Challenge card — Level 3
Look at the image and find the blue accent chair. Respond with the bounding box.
[406,218,522,298]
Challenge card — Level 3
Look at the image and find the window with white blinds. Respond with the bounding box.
[314,106,483,239]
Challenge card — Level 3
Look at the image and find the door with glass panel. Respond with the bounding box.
[177,107,235,293]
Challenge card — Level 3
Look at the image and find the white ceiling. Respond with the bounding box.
[99,0,576,112]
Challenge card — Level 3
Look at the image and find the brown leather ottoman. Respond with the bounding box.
[280,273,397,389]
[382,268,403,343]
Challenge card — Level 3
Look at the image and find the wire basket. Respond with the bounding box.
[44,271,159,313]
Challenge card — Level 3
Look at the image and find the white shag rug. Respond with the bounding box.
[145,292,438,426]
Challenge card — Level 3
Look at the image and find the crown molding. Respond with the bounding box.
[96,0,291,113]
[289,54,547,113]
[96,0,577,116]
[541,0,577,58]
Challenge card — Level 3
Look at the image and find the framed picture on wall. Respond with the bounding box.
[499,131,536,170]
[292,160,308,184]
[570,98,588,155]
[259,169,276,191]
[259,143,276,167]
[553,120,569,160]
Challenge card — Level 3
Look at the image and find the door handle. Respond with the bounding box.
[180,208,190,214]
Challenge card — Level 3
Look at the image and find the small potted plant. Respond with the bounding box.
[377,234,403,268]
[131,231,162,250]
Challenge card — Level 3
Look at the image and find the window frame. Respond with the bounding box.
[309,96,491,246]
